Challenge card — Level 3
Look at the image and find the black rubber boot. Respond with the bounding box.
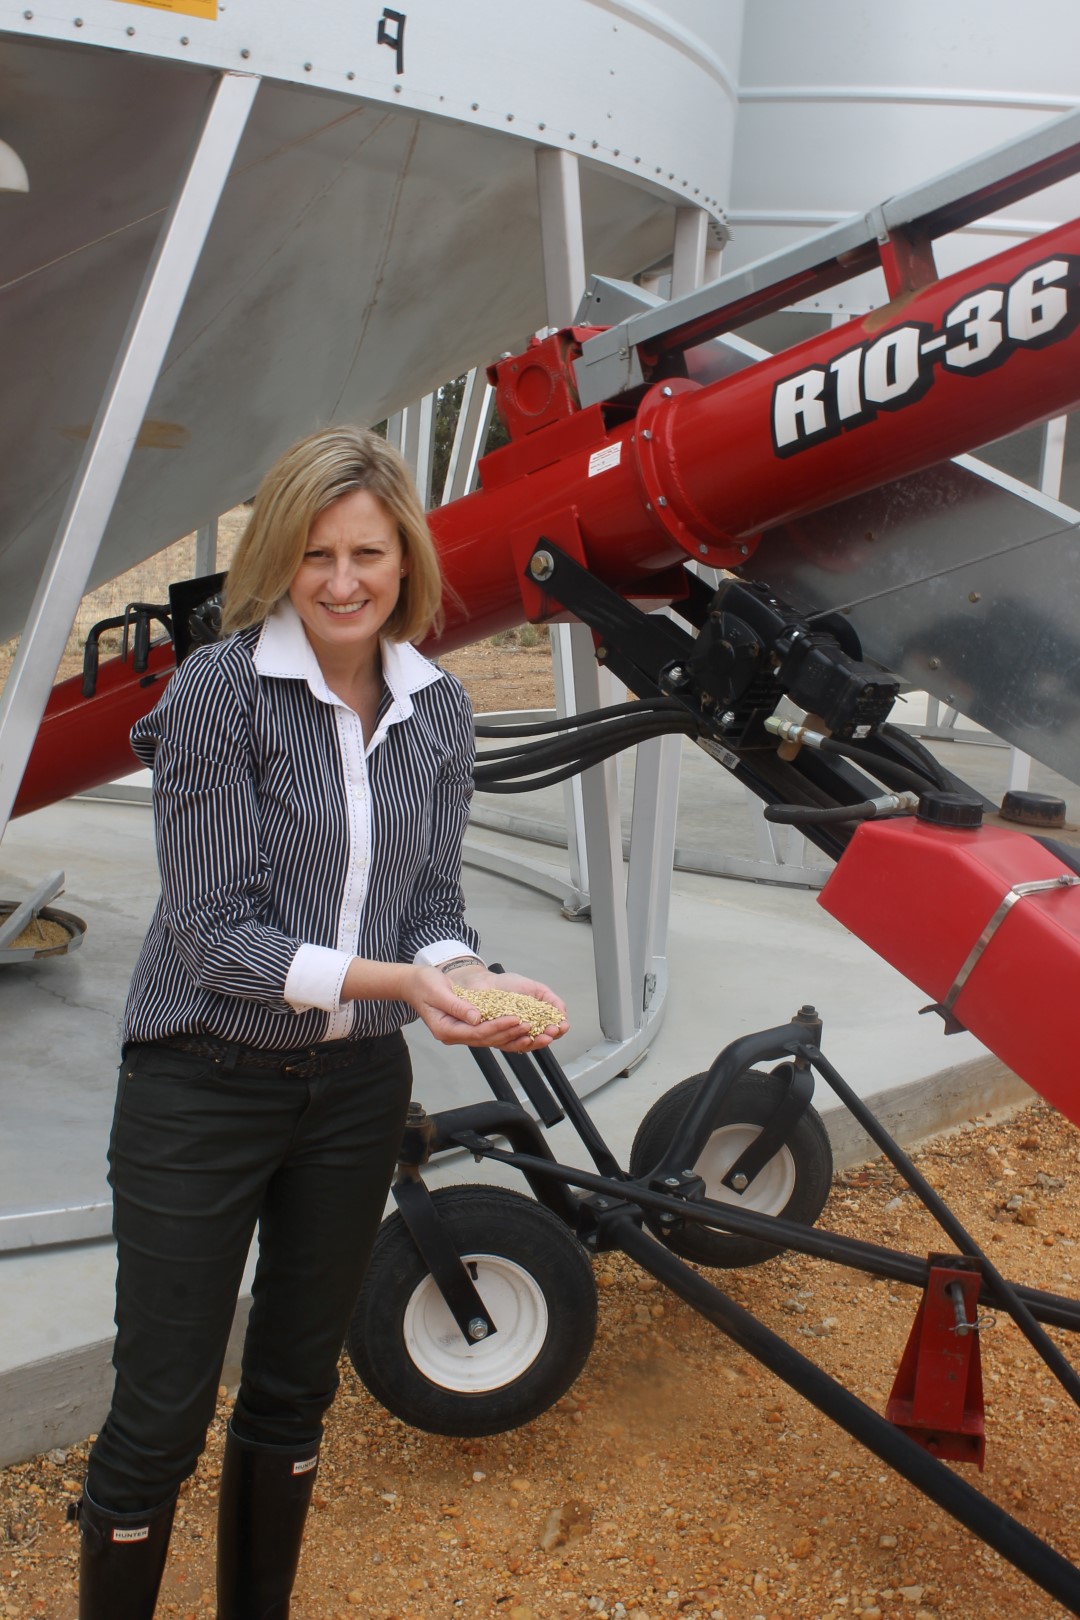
[73,1486,176,1619]
[216,1422,320,1619]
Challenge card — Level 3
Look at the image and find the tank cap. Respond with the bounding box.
[916,790,983,829]
[999,790,1067,829]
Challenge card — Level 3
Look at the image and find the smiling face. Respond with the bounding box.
[288,487,406,676]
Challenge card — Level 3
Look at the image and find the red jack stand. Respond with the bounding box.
[886,1255,986,1469]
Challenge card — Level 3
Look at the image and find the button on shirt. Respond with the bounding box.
[123,598,480,1048]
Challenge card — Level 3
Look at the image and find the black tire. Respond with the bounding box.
[628,1068,833,1269]
[346,1185,597,1436]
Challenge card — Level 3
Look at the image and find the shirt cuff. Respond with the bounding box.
[414,939,486,970]
[284,944,354,1012]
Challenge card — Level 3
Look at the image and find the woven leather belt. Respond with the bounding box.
[155,1033,382,1078]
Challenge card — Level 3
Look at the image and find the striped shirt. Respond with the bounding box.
[123,597,480,1049]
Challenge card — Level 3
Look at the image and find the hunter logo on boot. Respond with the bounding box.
[292,1457,317,1475]
[111,1525,151,1542]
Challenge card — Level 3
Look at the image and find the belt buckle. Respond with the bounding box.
[282,1046,316,1077]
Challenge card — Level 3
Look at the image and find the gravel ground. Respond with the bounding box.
[4,1097,1080,1620]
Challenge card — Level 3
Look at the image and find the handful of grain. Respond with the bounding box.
[452,985,566,1037]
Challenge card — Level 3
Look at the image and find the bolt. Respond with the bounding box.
[471,102,479,110]
[928,656,941,670]
[303,61,312,70]
[657,496,668,507]
[126,23,135,32]
[595,1198,608,1209]
[642,428,653,441]
[467,1317,489,1342]
[680,1169,696,1179]
[529,550,555,582]
[661,386,673,397]
[73,14,83,22]
[699,545,708,556]
[968,591,981,603]
[346,69,355,79]
[597,645,608,660]
[663,1176,681,1188]
[739,544,749,556]
[240,46,250,57]
[23,8,32,15]
[180,34,189,43]
[720,710,735,727]
[730,1173,749,1192]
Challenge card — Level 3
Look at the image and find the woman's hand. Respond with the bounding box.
[445,964,568,1052]
[401,965,526,1050]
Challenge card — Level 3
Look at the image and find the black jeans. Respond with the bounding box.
[86,1033,413,1513]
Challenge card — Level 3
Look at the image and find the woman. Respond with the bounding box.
[74,426,567,1618]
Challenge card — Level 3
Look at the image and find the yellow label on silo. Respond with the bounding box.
[115,0,218,19]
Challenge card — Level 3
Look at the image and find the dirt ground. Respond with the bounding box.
[4,1097,1080,1620]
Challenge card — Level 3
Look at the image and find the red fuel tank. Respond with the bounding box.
[818,813,1080,1124]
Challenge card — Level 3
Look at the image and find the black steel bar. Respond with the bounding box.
[427,1101,580,1227]
[392,1174,495,1344]
[466,1047,519,1107]
[528,1045,625,1179]
[650,1019,815,1182]
[809,1046,1080,1407]
[452,1138,1080,1333]
[614,1215,1080,1618]
[720,1062,813,1192]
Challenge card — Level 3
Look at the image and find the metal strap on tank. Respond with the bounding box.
[944,875,1080,1012]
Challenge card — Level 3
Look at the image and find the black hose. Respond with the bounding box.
[474,715,697,791]
[475,696,686,738]
[763,799,883,825]
[877,721,953,790]
[476,710,692,764]
[815,735,932,793]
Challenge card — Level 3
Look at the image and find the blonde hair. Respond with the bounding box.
[222,426,445,643]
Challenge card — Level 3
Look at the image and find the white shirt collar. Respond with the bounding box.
[252,597,442,725]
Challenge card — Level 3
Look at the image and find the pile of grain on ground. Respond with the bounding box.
[1,915,71,950]
[4,1097,1080,1619]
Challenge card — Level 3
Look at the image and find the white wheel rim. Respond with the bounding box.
[403,1253,549,1392]
[695,1124,797,1215]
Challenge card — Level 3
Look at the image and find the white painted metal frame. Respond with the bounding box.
[387,398,437,508]
[441,370,495,505]
[0,70,259,840]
